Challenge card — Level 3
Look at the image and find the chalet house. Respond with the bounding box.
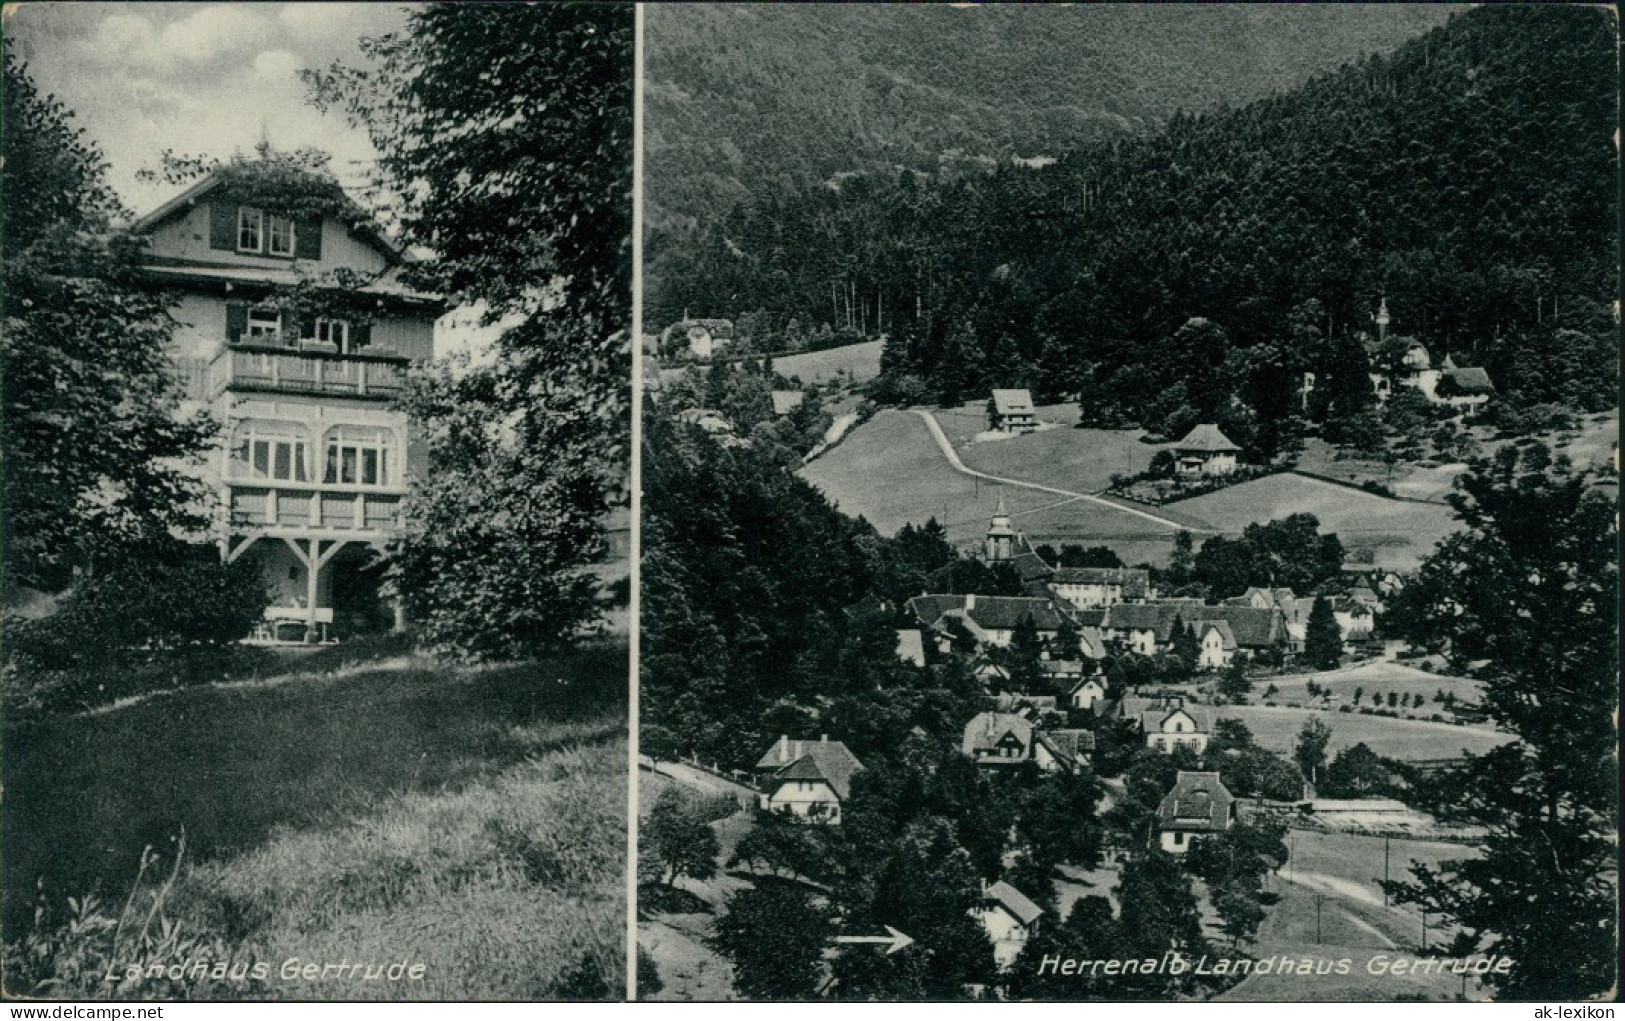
[133,167,443,641]
[1101,603,1286,663]
[988,388,1038,433]
[976,880,1044,971]
[1068,676,1108,712]
[1366,303,1493,413]
[1157,771,1236,854]
[961,712,1093,772]
[1229,587,1308,653]
[753,736,864,824]
[1172,424,1241,477]
[1112,695,1211,753]
[1330,597,1376,644]
[664,317,734,359]
[1048,566,1151,610]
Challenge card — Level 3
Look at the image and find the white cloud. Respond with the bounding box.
[77,5,273,72]
[252,48,302,82]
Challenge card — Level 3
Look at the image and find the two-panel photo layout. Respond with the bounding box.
[1,1,1618,1007]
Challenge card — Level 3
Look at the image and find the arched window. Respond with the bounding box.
[230,421,312,482]
[324,426,395,487]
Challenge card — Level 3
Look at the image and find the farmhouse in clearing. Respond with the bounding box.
[988,388,1038,433]
[1171,423,1241,477]
[1157,771,1237,854]
[753,735,864,824]
[133,167,444,642]
[961,712,1094,773]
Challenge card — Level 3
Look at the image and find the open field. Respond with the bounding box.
[1262,660,1483,708]
[1215,704,1510,762]
[1295,410,1618,504]
[799,410,1185,546]
[3,647,628,1000]
[799,410,1079,541]
[1218,829,1484,1002]
[1172,474,1459,571]
[772,340,883,385]
[934,403,1177,495]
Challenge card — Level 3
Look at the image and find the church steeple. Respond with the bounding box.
[985,495,1015,562]
[1375,296,1390,342]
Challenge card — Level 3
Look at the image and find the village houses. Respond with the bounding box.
[1106,695,1212,754]
[753,735,865,825]
[133,168,444,642]
[961,712,1094,773]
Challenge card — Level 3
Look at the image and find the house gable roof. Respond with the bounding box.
[1438,366,1494,395]
[962,596,1065,632]
[1173,424,1240,453]
[132,168,406,265]
[990,389,1035,416]
[984,880,1043,926]
[754,738,865,801]
[1158,771,1236,832]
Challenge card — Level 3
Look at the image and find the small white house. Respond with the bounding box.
[1172,424,1241,477]
[1140,698,1210,754]
[1157,771,1236,854]
[1068,676,1108,712]
[989,389,1038,433]
[753,736,864,825]
[976,880,1044,971]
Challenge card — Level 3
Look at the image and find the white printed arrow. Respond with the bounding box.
[832,925,915,955]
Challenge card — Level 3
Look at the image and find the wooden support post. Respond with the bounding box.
[305,537,321,637]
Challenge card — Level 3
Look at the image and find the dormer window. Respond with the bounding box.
[237,206,295,256]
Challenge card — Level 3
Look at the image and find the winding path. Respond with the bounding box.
[910,409,1203,533]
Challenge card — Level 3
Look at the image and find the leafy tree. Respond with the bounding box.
[729,812,832,883]
[1212,882,1266,948]
[1216,659,1252,702]
[1003,614,1046,691]
[1292,718,1332,787]
[1169,615,1199,670]
[1321,742,1390,798]
[709,883,832,1000]
[1303,595,1342,669]
[307,3,633,657]
[2,52,215,591]
[645,788,720,889]
[1110,852,1209,996]
[1383,443,1617,999]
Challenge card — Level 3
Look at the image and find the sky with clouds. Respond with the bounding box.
[5,2,410,216]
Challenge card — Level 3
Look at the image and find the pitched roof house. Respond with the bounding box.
[754,736,865,824]
[1048,566,1151,609]
[1172,424,1241,476]
[1157,771,1237,854]
[977,880,1044,971]
[1102,603,1285,660]
[132,165,443,642]
[907,593,1069,651]
[961,712,1093,772]
[989,388,1038,433]
[1136,697,1212,754]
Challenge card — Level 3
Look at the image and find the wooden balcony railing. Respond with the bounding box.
[209,345,408,400]
[229,484,405,533]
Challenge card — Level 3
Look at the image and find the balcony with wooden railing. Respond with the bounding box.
[229,483,406,535]
[208,344,408,400]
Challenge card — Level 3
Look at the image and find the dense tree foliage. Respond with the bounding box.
[307,3,632,657]
[645,4,1453,234]
[652,6,1616,452]
[2,51,216,592]
[1383,445,1617,999]
[709,883,833,1001]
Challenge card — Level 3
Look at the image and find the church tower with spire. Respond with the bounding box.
[985,496,1016,562]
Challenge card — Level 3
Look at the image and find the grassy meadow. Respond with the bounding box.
[1214,704,1510,762]
[2,645,628,1000]
[772,340,883,385]
[1172,474,1459,571]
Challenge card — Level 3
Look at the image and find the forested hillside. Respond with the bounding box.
[645,3,1455,233]
[650,5,1618,455]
